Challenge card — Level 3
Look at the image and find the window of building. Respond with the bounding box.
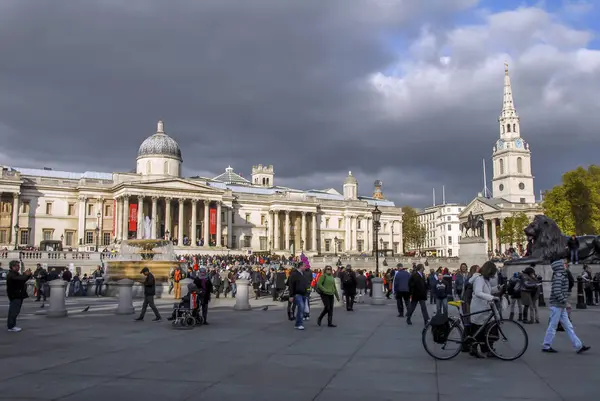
[357,219,361,230]
[221,211,225,222]
[383,223,387,232]
[21,201,30,214]
[325,218,329,228]
[447,216,450,221]
[0,230,7,243]
[499,159,505,175]
[245,213,251,223]
[447,224,451,231]
[85,231,94,244]
[448,236,452,245]
[357,240,363,252]
[19,230,29,245]
[517,157,523,173]
[325,239,331,252]
[507,124,511,133]
[447,208,450,212]
[65,231,74,246]
[520,198,526,203]
[103,232,111,246]
[231,235,237,249]
[383,242,389,250]
[259,236,267,250]
[393,242,399,253]
[42,229,53,241]
[104,204,113,217]
[260,215,266,225]
[338,219,342,229]
[244,235,252,248]
[231,212,235,224]
[45,202,53,215]
[448,249,453,257]
[87,204,94,216]
[66,203,74,216]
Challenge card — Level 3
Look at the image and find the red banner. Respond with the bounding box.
[129,204,138,232]
[209,208,216,235]
[113,200,117,236]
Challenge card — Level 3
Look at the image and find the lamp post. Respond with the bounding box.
[391,226,394,256]
[372,206,382,277]
[13,223,19,250]
[96,212,101,252]
[334,236,338,257]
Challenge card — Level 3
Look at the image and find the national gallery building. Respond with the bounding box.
[0,121,402,256]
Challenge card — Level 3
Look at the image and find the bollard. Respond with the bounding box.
[115,279,135,315]
[47,280,68,318]
[370,277,385,305]
[576,276,586,309]
[179,278,194,299]
[334,277,343,307]
[234,279,251,310]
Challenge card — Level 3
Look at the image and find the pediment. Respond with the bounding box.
[459,198,498,219]
[124,178,224,194]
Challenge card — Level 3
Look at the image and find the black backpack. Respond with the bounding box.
[430,313,450,344]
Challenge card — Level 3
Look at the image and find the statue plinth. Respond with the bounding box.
[459,236,488,268]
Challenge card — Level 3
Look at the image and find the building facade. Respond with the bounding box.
[459,63,542,253]
[0,121,402,255]
[418,203,465,257]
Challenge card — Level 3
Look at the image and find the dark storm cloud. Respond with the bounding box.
[0,0,598,207]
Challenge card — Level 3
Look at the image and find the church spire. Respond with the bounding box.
[501,62,517,119]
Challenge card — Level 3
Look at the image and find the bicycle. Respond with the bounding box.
[422,299,528,361]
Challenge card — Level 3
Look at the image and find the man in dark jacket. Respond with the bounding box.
[62,268,73,298]
[406,264,430,325]
[135,267,162,321]
[34,264,48,302]
[287,262,309,330]
[392,263,410,317]
[567,235,579,265]
[341,265,357,311]
[193,267,213,325]
[6,260,32,332]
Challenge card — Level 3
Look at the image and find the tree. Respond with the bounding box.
[401,206,425,252]
[497,212,530,248]
[543,165,600,235]
[497,216,515,247]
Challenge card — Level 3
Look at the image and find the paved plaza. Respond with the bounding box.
[0,296,598,401]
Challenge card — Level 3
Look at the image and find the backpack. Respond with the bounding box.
[430,313,450,344]
[342,272,353,285]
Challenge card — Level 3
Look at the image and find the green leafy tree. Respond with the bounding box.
[543,165,600,235]
[497,216,515,247]
[497,212,531,248]
[401,206,424,252]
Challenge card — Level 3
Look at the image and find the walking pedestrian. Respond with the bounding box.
[392,263,410,317]
[288,262,309,330]
[316,265,339,327]
[135,267,162,322]
[406,264,430,325]
[6,260,32,332]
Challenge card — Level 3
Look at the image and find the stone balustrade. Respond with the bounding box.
[309,256,462,271]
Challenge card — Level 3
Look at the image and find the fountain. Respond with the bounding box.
[106,239,182,282]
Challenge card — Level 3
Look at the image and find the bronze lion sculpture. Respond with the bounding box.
[505,215,600,265]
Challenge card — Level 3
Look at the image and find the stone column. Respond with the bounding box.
[115,279,135,315]
[491,219,497,253]
[370,277,385,305]
[78,196,87,245]
[178,199,184,245]
[352,217,358,251]
[137,196,144,239]
[164,198,172,239]
[203,200,210,245]
[47,280,68,317]
[284,211,290,251]
[122,195,130,240]
[365,217,371,253]
[151,196,158,239]
[234,279,251,310]
[10,193,19,246]
[268,211,274,250]
[227,207,233,248]
[311,212,317,252]
[345,216,350,252]
[191,199,198,246]
[273,211,280,250]
[216,201,222,247]
[301,212,307,251]
[115,197,122,241]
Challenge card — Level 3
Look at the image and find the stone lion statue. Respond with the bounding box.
[505,215,600,265]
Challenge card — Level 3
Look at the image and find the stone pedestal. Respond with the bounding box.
[115,279,135,315]
[370,277,385,305]
[459,237,488,268]
[179,278,194,299]
[47,280,68,318]
[334,277,343,307]
[234,279,251,311]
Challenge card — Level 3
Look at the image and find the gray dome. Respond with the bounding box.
[137,120,182,162]
[344,171,357,185]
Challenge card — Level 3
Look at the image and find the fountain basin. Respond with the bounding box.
[105,260,182,282]
[106,239,183,282]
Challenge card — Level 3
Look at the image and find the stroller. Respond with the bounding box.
[170,286,204,328]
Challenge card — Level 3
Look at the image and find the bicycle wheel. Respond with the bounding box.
[422,319,464,360]
[485,319,528,361]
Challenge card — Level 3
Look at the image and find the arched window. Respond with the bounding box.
[266,178,270,186]
[513,123,516,132]
[517,157,523,174]
[164,161,169,175]
[262,177,266,185]
[507,124,511,133]
[499,159,505,175]
[146,161,151,175]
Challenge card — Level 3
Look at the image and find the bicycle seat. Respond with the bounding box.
[448,300,463,307]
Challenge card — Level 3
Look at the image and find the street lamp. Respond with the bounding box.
[334,236,338,257]
[372,206,382,277]
[13,223,19,250]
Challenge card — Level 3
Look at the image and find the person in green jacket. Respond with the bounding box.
[317,265,340,327]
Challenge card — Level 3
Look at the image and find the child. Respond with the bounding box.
[435,273,448,315]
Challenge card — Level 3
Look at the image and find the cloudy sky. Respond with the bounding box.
[1,0,598,207]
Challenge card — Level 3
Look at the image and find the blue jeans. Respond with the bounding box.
[570,249,579,264]
[294,295,306,327]
[543,306,582,351]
